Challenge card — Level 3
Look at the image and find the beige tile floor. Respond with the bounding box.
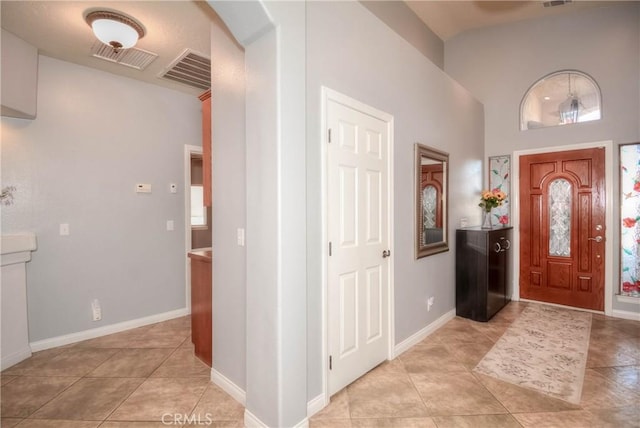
[1,302,639,427]
[1,316,243,427]
[310,302,640,428]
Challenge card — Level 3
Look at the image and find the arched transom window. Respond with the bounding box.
[520,70,601,131]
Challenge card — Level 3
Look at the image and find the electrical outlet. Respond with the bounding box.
[427,296,435,311]
[91,299,102,321]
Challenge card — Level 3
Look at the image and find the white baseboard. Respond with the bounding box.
[1,346,32,370]
[307,393,326,418]
[222,374,321,423]
[612,308,640,321]
[211,368,246,406]
[293,417,309,428]
[394,309,456,356]
[244,409,308,428]
[244,410,268,428]
[30,308,190,352]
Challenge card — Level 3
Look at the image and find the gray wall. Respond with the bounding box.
[306,1,485,400]
[244,2,308,426]
[245,28,281,425]
[359,0,444,69]
[444,2,640,313]
[208,2,309,425]
[209,12,248,391]
[1,55,201,341]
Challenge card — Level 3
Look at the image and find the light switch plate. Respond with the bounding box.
[136,183,152,193]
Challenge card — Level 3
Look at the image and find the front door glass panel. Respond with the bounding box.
[549,178,572,257]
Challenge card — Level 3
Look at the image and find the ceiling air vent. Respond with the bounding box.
[159,49,211,91]
[90,42,158,70]
[543,0,572,7]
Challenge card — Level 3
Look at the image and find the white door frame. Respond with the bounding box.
[511,140,614,316]
[184,144,203,313]
[320,87,395,406]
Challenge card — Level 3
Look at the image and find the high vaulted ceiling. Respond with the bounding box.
[406,0,630,41]
[1,1,632,96]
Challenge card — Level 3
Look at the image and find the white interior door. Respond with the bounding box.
[327,97,391,396]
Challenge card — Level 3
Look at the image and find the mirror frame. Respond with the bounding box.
[415,143,449,258]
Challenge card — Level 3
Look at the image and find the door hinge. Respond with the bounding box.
[329,241,332,256]
[329,355,332,370]
[328,128,332,143]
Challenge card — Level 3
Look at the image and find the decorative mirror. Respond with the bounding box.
[415,143,449,258]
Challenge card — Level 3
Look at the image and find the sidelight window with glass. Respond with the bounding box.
[620,143,640,297]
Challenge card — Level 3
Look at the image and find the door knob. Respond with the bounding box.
[588,236,603,243]
[382,250,391,258]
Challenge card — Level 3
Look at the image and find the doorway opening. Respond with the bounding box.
[190,153,213,250]
[184,144,211,312]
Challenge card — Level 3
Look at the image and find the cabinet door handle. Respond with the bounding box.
[494,242,502,253]
[503,239,511,250]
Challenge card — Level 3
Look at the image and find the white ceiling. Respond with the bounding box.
[1,1,632,97]
[406,0,630,41]
[1,1,216,97]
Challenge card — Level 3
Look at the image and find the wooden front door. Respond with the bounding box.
[519,148,605,311]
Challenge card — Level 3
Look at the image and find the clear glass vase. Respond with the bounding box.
[482,210,493,229]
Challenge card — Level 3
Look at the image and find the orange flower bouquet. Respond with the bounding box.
[479,189,507,212]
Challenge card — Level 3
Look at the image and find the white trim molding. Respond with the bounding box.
[611,308,640,321]
[307,393,326,418]
[211,368,246,406]
[394,309,456,357]
[292,417,310,428]
[244,410,309,428]
[512,140,614,316]
[244,410,268,428]
[616,294,640,305]
[1,347,32,371]
[30,307,189,352]
[214,372,316,426]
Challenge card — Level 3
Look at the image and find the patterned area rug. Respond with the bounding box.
[474,303,592,404]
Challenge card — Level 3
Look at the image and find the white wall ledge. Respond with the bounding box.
[616,294,640,305]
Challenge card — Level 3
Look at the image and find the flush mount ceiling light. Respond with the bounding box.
[85,10,145,51]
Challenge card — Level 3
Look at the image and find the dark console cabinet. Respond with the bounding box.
[456,227,512,322]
